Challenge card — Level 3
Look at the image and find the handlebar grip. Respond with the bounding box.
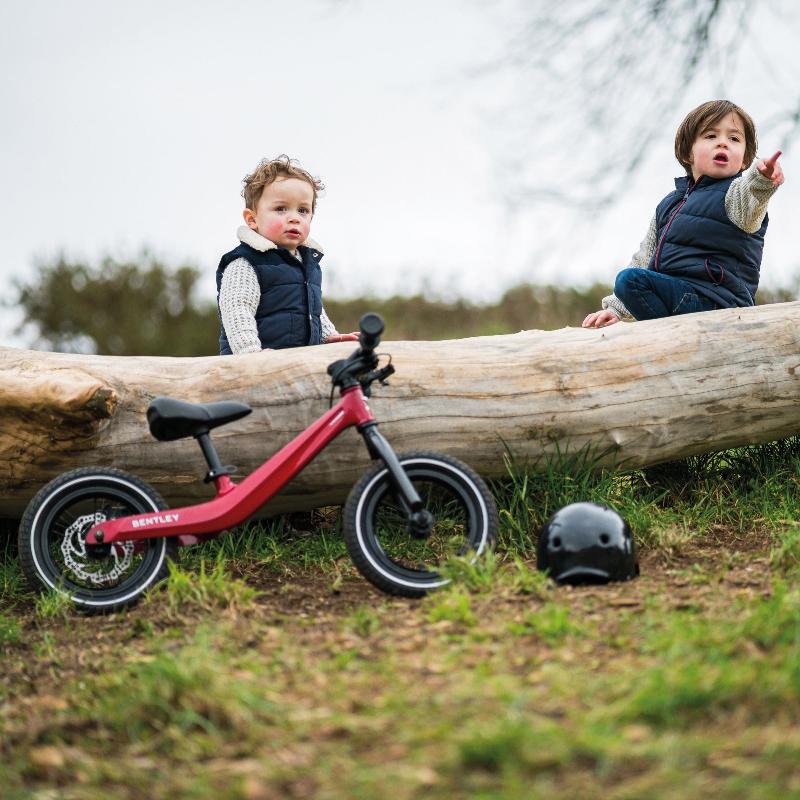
[359,313,384,351]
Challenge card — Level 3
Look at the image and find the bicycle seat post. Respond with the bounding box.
[195,429,234,483]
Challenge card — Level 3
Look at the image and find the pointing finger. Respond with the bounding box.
[766,150,782,168]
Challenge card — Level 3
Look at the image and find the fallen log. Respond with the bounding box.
[2,301,800,518]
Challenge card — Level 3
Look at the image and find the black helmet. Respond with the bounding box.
[537,501,638,585]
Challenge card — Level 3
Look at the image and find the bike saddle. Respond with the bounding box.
[147,397,252,441]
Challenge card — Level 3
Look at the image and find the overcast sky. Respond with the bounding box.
[1,0,798,346]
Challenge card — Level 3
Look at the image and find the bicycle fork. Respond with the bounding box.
[359,423,434,538]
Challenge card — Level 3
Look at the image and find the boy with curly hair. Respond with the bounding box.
[583,100,784,327]
[216,155,356,354]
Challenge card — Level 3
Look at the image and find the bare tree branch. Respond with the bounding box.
[474,0,795,209]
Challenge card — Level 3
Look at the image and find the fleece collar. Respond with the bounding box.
[237,225,323,254]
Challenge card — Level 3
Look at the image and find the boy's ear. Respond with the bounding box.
[243,208,258,230]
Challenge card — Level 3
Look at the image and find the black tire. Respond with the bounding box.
[18,468,176,613]
[343,451,498,597]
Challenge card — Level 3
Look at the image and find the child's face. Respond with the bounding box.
[688,111,746,181]
[244,177,314,251]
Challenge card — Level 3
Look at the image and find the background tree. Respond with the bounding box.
[12,254,796,353]
[12,254,219,356]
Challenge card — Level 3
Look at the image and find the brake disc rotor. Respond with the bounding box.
[61,512,135,586]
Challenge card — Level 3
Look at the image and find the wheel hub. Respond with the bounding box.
[408,509,435,540]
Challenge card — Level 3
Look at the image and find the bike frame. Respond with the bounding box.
[85,386,376,547]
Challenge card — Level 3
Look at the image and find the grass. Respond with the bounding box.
[0,537,26,602]
[189,510,349,574]
[3,435,800,797]
[6,579,798,798]
[623,593,798,726]
[425,587,478,626]
[507,602,586,643]
[152,555,260,614]
[33,589,72,621]
[437,550,500,593]
[0,611,22,649]
[771,523,800,574]
[506,555,554,598]
[343,604,384,637]
[86,631,282,748]
[493,435,800,553]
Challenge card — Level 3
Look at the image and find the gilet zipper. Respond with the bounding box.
[653,181,696,272]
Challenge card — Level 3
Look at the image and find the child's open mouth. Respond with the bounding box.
[713,153,729,164]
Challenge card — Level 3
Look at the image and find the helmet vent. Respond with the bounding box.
[600,533,610,545]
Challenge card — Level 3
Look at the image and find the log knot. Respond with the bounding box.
[82,386,117,420]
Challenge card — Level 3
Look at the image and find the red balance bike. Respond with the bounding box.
[18,314,498,613]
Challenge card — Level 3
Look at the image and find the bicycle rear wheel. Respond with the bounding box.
[343,451,498,597]
[18,468,176,613]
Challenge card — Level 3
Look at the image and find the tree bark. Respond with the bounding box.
[2,302,800,518]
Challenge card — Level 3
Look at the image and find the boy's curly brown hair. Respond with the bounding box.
[242,155,325,212]
[675,100,758,177]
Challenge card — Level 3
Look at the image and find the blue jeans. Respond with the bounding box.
[614,268,717,320]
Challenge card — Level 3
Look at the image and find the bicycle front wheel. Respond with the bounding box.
[18,468,176,613]
[343,451,498,597]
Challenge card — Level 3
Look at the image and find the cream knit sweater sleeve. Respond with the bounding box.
[219,259,261,354]
[725,161,779,233]
[628,214,658,268]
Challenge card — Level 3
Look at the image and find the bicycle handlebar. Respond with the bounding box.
[358,312,384,354]
[326,312,389,393]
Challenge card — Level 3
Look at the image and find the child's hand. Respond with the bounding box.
[324,333,360,343]
[757,150,784,188]
[582,309,620,328]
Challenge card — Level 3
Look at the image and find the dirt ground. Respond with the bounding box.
[4,524,797,800]
[0,530,774,703]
